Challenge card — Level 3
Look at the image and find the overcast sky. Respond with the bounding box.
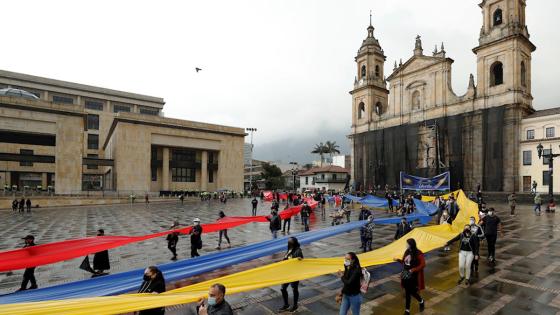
[1,0,558,164]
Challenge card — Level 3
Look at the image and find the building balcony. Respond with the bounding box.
[314,178,347,184]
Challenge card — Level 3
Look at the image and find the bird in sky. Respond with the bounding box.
[195,67,202,73]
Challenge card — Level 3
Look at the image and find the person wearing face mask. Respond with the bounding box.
[17,235,38,291]
[439,211,452,251]
[138,266,166,315]
[394,239,425,315]
[361,215,375,252]
[445,225,479,285]
[480,208,502,263]
[197,283,234,315]
[190,218,203,258]
[337,252,363,315]
[395,218,412,240]
[469,216,484,274]
[216,211,231,250]
[93,229,110,275]
[278,237,304,312]
[167,222,180,260]
[267,210,282,239]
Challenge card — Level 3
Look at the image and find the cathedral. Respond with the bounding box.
[349,0,535,192]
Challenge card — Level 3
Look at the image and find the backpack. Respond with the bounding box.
[360,268,371,294]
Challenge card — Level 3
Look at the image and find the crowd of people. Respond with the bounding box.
[11,198,33,213]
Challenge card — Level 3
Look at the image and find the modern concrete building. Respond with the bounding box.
[519,108,560,193]
[0,70,245,194]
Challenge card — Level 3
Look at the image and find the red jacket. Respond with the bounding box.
[400,251,426,291]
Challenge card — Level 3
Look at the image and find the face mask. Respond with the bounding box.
[488,212,494,216]
[344,259,351,267]
[194,222,200,225]
[207,297,217,306]
[469,219,475,225]
[143,274,151,281]
[288,242,294,248]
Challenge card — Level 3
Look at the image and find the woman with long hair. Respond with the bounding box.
[138,266,166,315]
[394,238,425,314]
[278,237,303,312]
[337,252,363,315]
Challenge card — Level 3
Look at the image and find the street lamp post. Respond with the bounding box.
[289,162,298,192]
[537,143,560,205]
[246,128,257,194]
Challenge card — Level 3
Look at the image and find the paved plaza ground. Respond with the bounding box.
[1,197,560,315]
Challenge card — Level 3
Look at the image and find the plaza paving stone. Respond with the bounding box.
[1,197,560,314]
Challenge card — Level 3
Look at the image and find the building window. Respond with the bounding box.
[375,65,380,77]
[546,127,555,138]
[332,174,337,180]
[87,134,99,150]
[20,149,33,166]
[360,65,366,79]
[172,149,196,162]
[375,102,382,116]
[151,166,157,181]
[140,107,159,116]
[521,61,527,87]
[85,99,104,111]
[113,104,131,113]
[493,9,503,26]
[87,114,99,130]
[358,102,365,119]
[412,91,421,109]
[87,154,98,170]
[209,170,214,183]
[321,174,325,180]
[527,129,535,140]
[490,62,503,86]
[523,151,532,165]
[52,95,74,104]
[543,171,551,186]
[305,177,309,185]
[172,167,196,182]
[543,149,552,165]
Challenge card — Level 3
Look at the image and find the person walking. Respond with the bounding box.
[361,216,375,252]
[251,197,258,216]
[301,202,311,232]
[395,218,412,240]
[17,235,38,291]
[166,221,180,260]
[216,211,231,249]
[190,218,203,258]
[93,229,110,274]
[197,283,234,315]
[180,194,185,205]
[19,198,25,213]
[145,193,150,204]
[386,191,393,212]
[534,193,542,216]
[138,266,166,315]
[25,198,31,213]
[282,207,292,233]
[394,239,426,315]
[507,192,516,216]
[445,225,479,285]
[447,197,459,222]
[337,252,363,315]
[469,216,485,274]
[531,180,537,194]
[12,199,18,212]
[278,237,303,312]
[480,208,502,263]
[267,210,282,239]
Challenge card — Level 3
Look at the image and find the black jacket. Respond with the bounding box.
[359,209,372,221]
[166,233,179,248]
[191,225,203,247]
[394,223,412,240]
[197,300,234,315]
[283,247,303,260]
[341,265,362,296]
[447,232,479,255]
[301,205,311,218]
[138,276,166,315]
[93,250,110,270]
[268,214,281,231]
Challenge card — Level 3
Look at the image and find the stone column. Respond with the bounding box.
[200,150,208,192]
[41,173,48,189]
[162,147,170,191]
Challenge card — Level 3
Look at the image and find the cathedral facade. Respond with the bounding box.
[349,0,535,192]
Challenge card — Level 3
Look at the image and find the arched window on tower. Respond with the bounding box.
[375,65,380,78]
[493,9,503,26]
[521,61,527,87]
[360,65,366,79]
[375,102,382,116]
[490,62,504,86]
[412,91,421,109]
[358,102,365,119]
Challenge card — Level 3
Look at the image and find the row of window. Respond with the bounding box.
[526,127,555,140]
[48,95,160,116]
[359,65,381,79]
[523,149,552,165]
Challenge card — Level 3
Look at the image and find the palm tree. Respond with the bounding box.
[325,141,341,161]
[311,142,327,166]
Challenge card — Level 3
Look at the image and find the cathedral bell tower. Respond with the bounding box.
[350,13,389,134]
[473,0,536,108]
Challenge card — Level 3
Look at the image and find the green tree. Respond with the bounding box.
[261,163,284,189]
[311,142,327,166]
[325,141,341,159]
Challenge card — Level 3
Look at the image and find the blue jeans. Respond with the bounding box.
[302,217,309,231]
[272,230,278,239]
[339,293,362,315]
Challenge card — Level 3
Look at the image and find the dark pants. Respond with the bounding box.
[471,255,479,273]
[20,267,37,289]
[281,281,299,307]
[191,246,199,258]
[218,230,230,246]
[283,218,291,232]
[387,199,393,211]
[168,245,177,258]
[364,238,372,252]
[252,207,257,216]
[404,286,422,310]
[302,217,309,231]
[486,234,497,259]
[510,205,515,215]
